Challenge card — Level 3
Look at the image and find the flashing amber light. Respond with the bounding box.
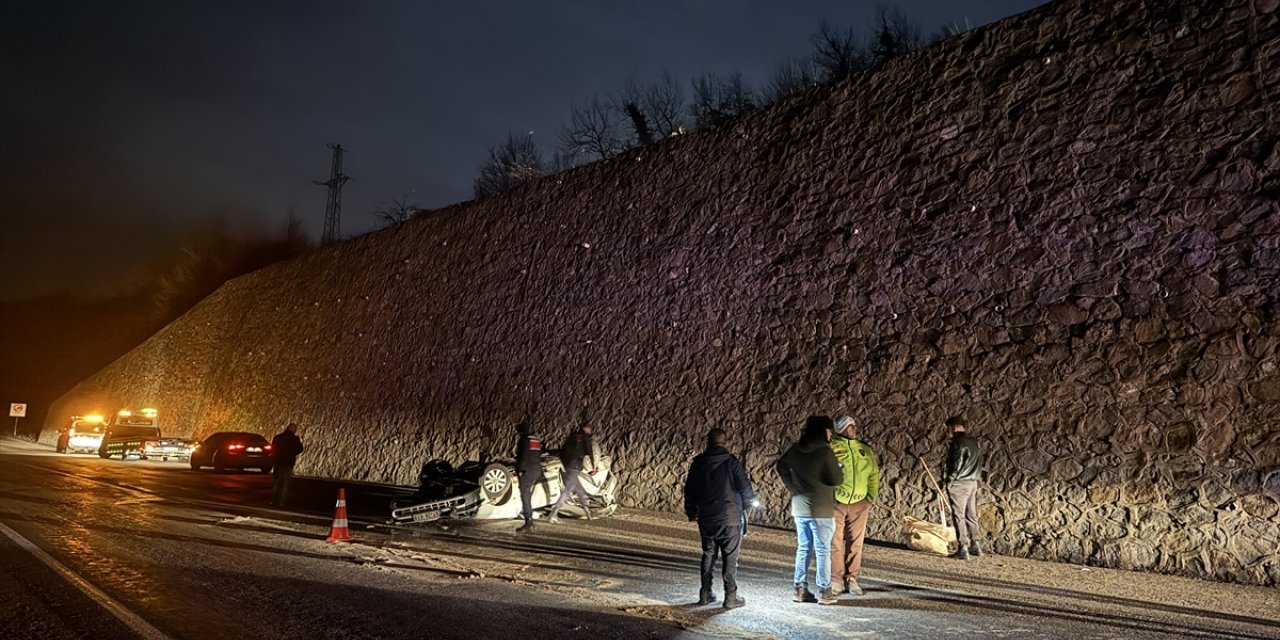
[141,408,158,417]
[83,414,105,424]
[118,410,132,417]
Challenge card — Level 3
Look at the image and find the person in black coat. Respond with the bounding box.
[270,423,304,508]
[684,428,754,609]
[514,422,543,533]
[548,424,596,522]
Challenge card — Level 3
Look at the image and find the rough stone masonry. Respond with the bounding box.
[44,0,1279,585]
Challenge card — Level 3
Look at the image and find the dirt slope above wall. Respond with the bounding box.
[47,0,1280,585]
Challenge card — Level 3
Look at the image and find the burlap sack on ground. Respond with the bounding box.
[903,515,957,556]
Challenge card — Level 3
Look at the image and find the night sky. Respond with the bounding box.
[0,0,1044,300]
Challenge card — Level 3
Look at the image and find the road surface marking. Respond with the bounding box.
[0,520,173,640]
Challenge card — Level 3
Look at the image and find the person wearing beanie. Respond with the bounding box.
[548,423,596,523]
[683,428,754,609]
[775,415,843,605]
[944,416,984,560]
[829,415,879,596]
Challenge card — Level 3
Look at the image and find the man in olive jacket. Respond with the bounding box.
[684,428,754,609]
[944,416,984,560]
[830,415,879,596]
[775,415,843,605]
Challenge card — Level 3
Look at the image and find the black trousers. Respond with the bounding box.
[698,522,742,593]
[272,464,295,507]
[519,472,538,523]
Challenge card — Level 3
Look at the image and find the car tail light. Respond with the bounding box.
[227,442,245,454]
[264,444,272,451]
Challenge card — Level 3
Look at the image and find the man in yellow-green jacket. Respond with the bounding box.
[830,415,879,596]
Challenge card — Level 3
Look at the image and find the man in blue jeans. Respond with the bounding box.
[776,415,843,605]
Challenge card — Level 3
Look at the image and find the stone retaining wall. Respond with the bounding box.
[46,0,1280,585]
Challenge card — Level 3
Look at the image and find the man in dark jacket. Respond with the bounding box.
[776,416,843,605]
[515,422,543,534]
[944,416,984,560]
[684,428,754,609]
[548,424,596,523]
[270,423,304,508]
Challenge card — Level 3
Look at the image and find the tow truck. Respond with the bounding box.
[55,414,109,454]
[98,408,162,460]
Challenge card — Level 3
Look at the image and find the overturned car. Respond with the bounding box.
[390,448,618,525]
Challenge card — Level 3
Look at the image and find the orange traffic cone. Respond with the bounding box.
[326,488,354,543]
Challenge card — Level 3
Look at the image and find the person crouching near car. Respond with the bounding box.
[830,415,879,597]
[515,422,542,534]
[271,423,304,508]
[684,428,754,609]
[547,423,596,523]
[776,415,842,605]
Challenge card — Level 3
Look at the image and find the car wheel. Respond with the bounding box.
[190,457,202,471]
[98,448,109,459]
[260,466,273,474]
[480,463,514,505]
[213,455,226,472]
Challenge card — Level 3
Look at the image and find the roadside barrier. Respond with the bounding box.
[326,488,354,543]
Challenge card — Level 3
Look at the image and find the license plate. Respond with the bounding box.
[412,511,440,522]
[247,447,262,452]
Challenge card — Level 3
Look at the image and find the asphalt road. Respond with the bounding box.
[1,437,1277,640]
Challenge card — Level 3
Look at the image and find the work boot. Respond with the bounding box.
[970,541,982,557]
[516,521,535,534]
[548,508,561,524]
[793,585,816,603]
[954,546,970,560]
[817,587,838,605]
[723,591,745,609]
[697,587,714,606]
[846,580,864,596]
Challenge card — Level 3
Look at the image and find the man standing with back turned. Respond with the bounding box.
[830,415,879,596]
[684,428,754,609]
[944,416,983,560]
[271,423,304,508]
[776,415,843,605]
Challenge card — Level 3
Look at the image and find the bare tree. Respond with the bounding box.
[810,19,866,82]
[690,72,756,128]
[930,17,973,43]
[614,72,686,145]
[763,57,819,104]
[559,96,625,162]
[372,196,419,228]
[869,5,923,69]
[473,133,548,199]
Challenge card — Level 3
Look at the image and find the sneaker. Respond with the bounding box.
[723,591,745,609]
[697,588,714,606]
[970,542,982,557]
[838,581,850,594]
[817,587,838,605]
[954,546,970,561]
[846,580,864,596]
[793,586,817,603]
[516,522,535,534]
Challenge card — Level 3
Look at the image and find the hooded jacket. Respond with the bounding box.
[683,445,755,527]
[775,419,842,518]
[945,432,982,483]
[831,433,880,504]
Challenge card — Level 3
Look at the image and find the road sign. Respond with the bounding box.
[8,403,26,418]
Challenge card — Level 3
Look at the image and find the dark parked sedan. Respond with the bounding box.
[190,432,274,473]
